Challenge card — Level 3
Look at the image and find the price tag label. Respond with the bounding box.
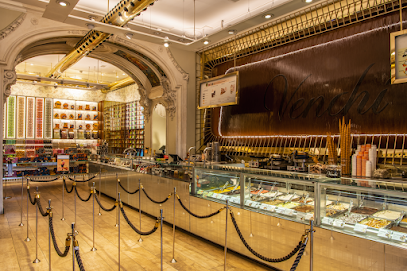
[377,229,392,239]
[333,219,345,228]
[354,223,368,233]
[284,209,295,216]
[305,213,314,221]
[391,231,407,242]
[259,204,276,212]
[245,200,260,208]
[229,197,240,204]
[296,212,306,221]
[322,217,334,226]
[276,208,285,214]
[221,195,230,201]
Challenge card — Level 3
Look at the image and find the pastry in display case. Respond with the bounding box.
[54,101,61,108]
[85,114,91,120]
[54,113,60,119]
[63,103,69,109]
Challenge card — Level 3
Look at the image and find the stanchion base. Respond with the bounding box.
[98,213,102,216]
[115,224,119,227]
[33,259,40,263]
[25,237,31,242]
[61,218,65,221]
[3,196,12,199]
[138,238,143,243]
[91,247,97,252]
[18,223,24,227]
[170,259,177,263]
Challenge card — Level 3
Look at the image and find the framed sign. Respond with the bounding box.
[57,155,70,173]
[390,29,407,84]
[198,71,239,109]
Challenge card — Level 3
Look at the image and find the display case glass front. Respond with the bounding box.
[319,178,407,248]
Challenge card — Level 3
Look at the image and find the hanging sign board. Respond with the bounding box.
[391,29,407,84]
[57,155,70,173]
[198,71,240,109]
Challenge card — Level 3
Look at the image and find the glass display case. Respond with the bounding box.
[319,177,407,248]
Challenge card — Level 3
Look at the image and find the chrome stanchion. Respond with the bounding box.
[33,187,40,263]
[74,176,77,225]
[19,174,24,226]
[68,223,79,271]
[98,168,102,216]
[25,179,31,242]
[160,209,164,271]
[170,187,177,263]
[91,182,97,252]
[115,173,119,227]
[224,199,229,271]
[310,220,314,271]
[3,178,11,199]
[47,199,52,271]
[61,175,65,221]
[118,192,121,271]
[138,179,143,243]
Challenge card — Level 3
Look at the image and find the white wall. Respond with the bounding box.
[151,104,166,155]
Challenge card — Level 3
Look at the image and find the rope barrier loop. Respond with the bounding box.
[142,187,171,204]
[27,186,36,205]
[74,239,86,271]
[48,214,71,257]
[229,210,305,263]
[120,204,160,235]
[74,186,92,202]
[94,194,117,212]
[63,178,74,193]
[290,235,308,271]
[28,177,60,183]
[176,194,224,218]
[68,175,96,183]
[118,181,139,194]
[35,197,49,217]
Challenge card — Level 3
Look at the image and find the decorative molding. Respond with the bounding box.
[30,18,38,25]
[138,85,151,122]
[161,77,177,120]
[67,30,88,35]
[3,70,17,101]
[0,13,26,41]
[14,54,23,66]
[115,36,137,49]
[166,48,189,81]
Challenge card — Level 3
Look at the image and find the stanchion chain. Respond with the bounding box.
[290,235,308,271]
[118,179,139,194]
[142,186,171,204]
[229,209,307,263]
[73,239,86,271]
[63,178,74,193]
[176,194,224,218]
[68,175,96,183]
[27,185,36,205]
[35,195,49,217]
[94,193,117,212]
[48,208,71,257]
[120,203,160,235]
[74,186,92,202]
[29,177,60,183]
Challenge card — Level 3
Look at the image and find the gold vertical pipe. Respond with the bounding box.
[400,0,403,30]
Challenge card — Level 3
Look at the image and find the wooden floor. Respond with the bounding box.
[1,180,273,271]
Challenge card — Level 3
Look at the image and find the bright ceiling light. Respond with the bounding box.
[86,24,95,30]
[126,33,133,39]
[203,40,210,45]
[304,0,313,2]
[122,73,125,75]
[264,14,272,19]
[30,63,33,66]
[228,30,236,35]
[57,1,69,7]
[163,42,169,48]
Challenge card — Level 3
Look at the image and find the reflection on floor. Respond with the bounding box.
[1,180,272,271]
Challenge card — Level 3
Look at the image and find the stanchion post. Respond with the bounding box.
[91,182,97,252]
[171,187,177,263]
[160,209,164,271]
[33,187,40,263]
[118,192,121,271]
[115,173,119,227]
[25,178,31,242]
[224,199,229,271]
[310,220,314,271]
[19,174,24,226]
[61,175,65,221]
[138,179,142,243]
[70,223,76,271]
[48,199,52,271]
[98,168,102,215]
[74,176,76,225]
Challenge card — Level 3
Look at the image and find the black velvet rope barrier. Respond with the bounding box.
[63,179,74,193]
[94,194,117,212]
[118,181,139,194]
[74,244,86,271]
[28,177,60,182]
[229,211,304,263]
[74,186,92,202]
[49,215,70,257]
[68,175,96,183]
[176,195,224,218]
[290,237,308,271]
[27,187,36,205]
[35,198,49,217]
[142,188,171,204]
[120,205,159,235]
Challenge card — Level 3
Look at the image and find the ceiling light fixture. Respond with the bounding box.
[304,0,313,2]
[86,24,95,30]
[264,14,273,19]
[203,40,210,45]
[30,63,33,66]
[57,0,69,7]
[126,33,133,39]
[163,42,170,48]
[228,30,236,35]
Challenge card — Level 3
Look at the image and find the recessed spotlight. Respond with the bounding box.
[122,73,125,75]
[203,40,210,45]
[228,30,236,35]
[304,0,313,2]
[86,24,95,30]
[264,14,273,19]
[157,28,162,31]
[126,33,133,39]
[163,42,169,48]
[57,0,69,7]
[30,63,33,66]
